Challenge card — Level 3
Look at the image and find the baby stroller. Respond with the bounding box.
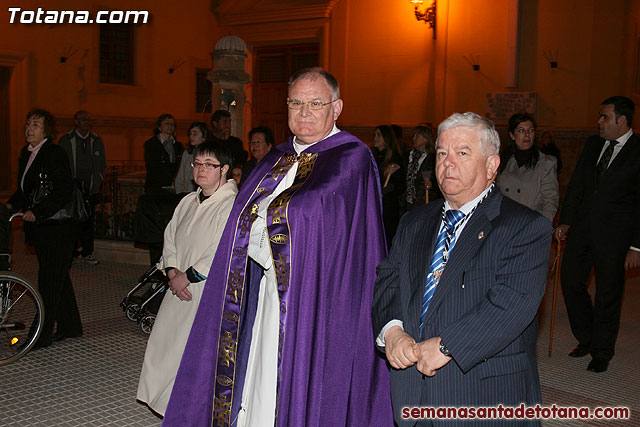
[120,262,168,334]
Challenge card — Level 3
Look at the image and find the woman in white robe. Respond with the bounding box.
[137,142,237,416]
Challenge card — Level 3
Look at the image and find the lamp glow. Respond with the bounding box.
[410,0,437,39]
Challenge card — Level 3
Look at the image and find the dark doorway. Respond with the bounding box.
[252,43,319,144]
[0,66,12,192]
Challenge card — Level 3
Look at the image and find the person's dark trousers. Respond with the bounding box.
[149,243,162,266]
[34,223,83,346]
[74,193,99,258]
[560,228,627,361]
[134,193,183,266]
[0,203,10,270]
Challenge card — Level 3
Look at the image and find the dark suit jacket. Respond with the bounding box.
[58,130,106,195]
[144,135,183,194]
[7,141,74,244]
[372,189,551,426]
[559,133,640,251]
[210,134,248,165]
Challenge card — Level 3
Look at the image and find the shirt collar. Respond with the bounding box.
[293,124,340,154]
[444,182,494,216]
[612,128,633,145]
[28,138,47,152]
[212,131,227,140]
[159,134,175,144]
[75,130,90,139]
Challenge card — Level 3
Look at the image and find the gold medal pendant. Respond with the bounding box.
[433,268,444,283]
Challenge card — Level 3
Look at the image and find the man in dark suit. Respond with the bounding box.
[556,96,640,373]
[373,112,551,426]
[209,109,248,165]
[58,110,106,265]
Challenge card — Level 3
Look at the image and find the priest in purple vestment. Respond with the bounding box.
[162,68,393,426]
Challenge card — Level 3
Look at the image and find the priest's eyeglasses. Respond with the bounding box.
[287,99,337,110]
[191,161,221,170]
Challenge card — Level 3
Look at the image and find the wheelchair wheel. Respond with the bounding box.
[140,314,155,335]
[0,272,45,366]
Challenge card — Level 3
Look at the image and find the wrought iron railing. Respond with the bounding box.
[95,162,145,241]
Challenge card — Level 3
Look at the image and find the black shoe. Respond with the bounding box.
[587,357,609,373]
[568,345,590,358]
[53,331,83,342]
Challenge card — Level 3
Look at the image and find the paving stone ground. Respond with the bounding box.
[1,244,638,426]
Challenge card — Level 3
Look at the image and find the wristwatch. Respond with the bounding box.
[439,341,452,357]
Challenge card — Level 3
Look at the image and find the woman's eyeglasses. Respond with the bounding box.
[191,161,221,170]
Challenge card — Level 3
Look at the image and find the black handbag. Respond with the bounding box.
[30,172,89,223]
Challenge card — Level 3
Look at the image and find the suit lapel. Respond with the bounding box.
[69,134,78,176]
[602,133,639,178]
[422,189,501,330]
[586,138,606,187]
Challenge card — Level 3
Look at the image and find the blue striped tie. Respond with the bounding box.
[420,209,465,334]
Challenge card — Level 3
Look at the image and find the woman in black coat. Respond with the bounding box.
[139,114,184,264]
[144,114,183,195]
[5,109,82,348]
[372,125,406,247]
[404,125,441,211]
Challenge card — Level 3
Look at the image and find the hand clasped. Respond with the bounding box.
[413,337,452,377]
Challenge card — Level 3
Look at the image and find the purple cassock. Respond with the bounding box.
[162,131,394,426]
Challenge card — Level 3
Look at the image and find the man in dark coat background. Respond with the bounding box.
[58,110,106,265]
[556,95,640,373]
[210,109,248,165]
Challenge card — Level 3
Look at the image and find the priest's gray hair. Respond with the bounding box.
[437,112,500,156]
[288,67,340,100]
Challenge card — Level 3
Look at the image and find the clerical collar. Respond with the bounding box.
[293,124,340,154]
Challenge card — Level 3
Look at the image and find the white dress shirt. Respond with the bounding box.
[596,128,633,167]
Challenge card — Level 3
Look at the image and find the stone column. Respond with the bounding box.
[208,36,250,142]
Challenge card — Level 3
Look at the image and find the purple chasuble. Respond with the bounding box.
[163,131,394,427]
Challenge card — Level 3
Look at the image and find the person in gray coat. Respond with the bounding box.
[58,110,106,264]
[497,113,558,222]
